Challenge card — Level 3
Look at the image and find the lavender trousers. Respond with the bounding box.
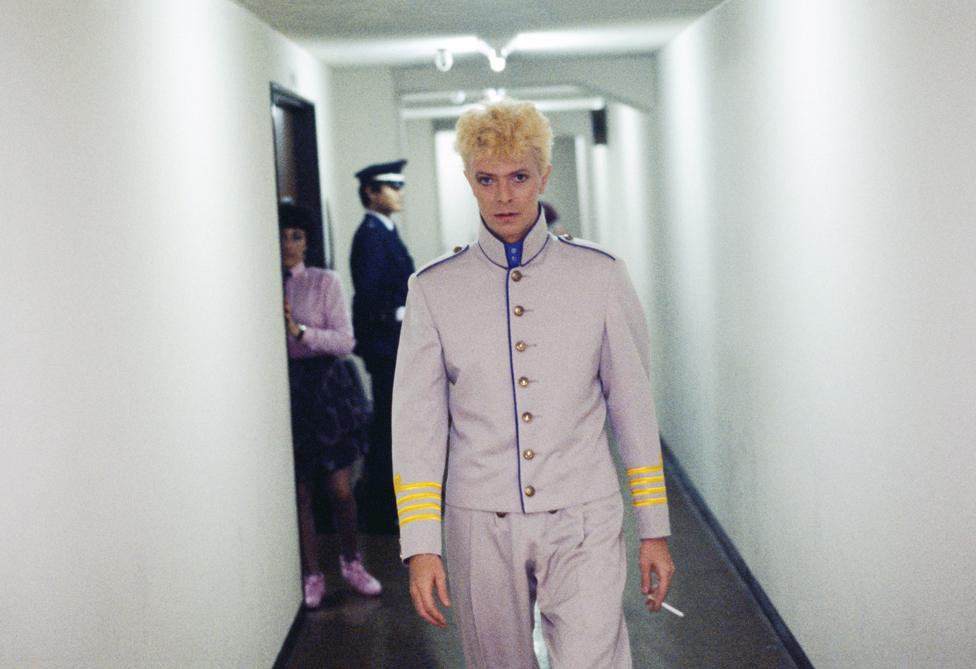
[444,493,632,669]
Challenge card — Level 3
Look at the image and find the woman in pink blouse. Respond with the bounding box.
[280,203,381,607]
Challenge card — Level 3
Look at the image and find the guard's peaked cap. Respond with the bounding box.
[355,159,407,186]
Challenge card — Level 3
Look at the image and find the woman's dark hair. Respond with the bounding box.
[278,201,312,233]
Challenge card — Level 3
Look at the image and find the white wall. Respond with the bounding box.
[404,119,448,263]
[544,135,582,238]
[433,130,480,251]
[586,103,656,320]
[652,1,976,666]
[0,1,337,666]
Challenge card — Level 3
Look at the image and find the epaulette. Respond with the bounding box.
[416,244,470,276]
[555,233,616,260]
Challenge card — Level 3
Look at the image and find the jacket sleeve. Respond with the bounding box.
[599,258,671,540]
[391,274,450,561]
[298,271,356,357]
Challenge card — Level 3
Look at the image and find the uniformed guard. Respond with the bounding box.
[349,159,415,533]
[392,99,675,668]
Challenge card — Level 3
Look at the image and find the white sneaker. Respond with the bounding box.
[339,554,382,596]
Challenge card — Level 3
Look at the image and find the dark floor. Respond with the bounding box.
[282,466,798,669]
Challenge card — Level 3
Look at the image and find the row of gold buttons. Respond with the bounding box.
[511,267,536,500]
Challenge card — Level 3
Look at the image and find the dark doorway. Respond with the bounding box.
[271,83,331,268]
[271,84,338,534]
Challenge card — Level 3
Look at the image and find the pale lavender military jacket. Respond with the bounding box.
[392,213,671,561]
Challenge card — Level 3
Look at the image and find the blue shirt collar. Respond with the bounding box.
[504,239,524,269]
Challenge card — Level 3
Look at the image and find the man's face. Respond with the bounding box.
[466,153,551,244]
[368,183,404,216]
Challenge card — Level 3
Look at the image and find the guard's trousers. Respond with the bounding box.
[359,356,398,532]
[444,493,632,669]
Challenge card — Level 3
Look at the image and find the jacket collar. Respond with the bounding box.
[366,210,396,231]
[477,206,549,269]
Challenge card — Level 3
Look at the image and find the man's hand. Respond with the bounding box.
[640,537,675,613]
[408,553,451,627]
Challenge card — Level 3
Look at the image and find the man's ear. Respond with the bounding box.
[539,164,553,194]
[364,184,379,205]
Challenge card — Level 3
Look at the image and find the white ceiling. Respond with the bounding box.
[233,0,726,68]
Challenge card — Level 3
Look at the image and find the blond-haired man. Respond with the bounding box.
[392,99,674,668]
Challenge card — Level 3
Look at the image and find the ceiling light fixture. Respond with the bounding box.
[477,37,512,73]
[434,48,454,72]
[488,51,506,72]
[432,35,518,74]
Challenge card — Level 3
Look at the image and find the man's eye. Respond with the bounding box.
[478,176,493,186]
[513,174,529,183]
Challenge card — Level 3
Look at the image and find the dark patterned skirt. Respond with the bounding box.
[288,355,372,479]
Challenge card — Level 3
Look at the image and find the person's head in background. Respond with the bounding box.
[455,99,553,244]
[541,200,569,237]
[279,202,311,270]
[356,159,407,217]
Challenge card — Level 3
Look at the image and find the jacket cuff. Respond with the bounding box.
[398,520,444,563]
[635,503,672,539]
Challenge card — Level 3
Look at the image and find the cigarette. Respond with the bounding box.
[661,602,685,618]
[646,595,685,618]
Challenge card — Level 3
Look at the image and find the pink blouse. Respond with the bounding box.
[284,262,356,359]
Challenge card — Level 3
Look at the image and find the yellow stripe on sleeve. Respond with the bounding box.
[393,474,444,494]
[397,503,441,515]
[393,475,444,525]
[629,475,665,487]
[631,487,667,498]
[395,492,442,505]
[399,513,442,526]
[626,465,663,477]
[633,497,668,508]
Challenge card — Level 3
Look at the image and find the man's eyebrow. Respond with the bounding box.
[476,169,528,177]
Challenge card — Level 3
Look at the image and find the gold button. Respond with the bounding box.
[511,270,522,282]
[523,449,535,460]
[515,341,527,352]
[513,305,525,317]
[453,245,463,253]
[521,412,533,423]
[518,376,529,387]
[524,485,535,497]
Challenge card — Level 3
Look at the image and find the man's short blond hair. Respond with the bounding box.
[455,99,553,174]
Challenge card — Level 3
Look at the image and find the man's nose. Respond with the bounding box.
[497,182,512,202]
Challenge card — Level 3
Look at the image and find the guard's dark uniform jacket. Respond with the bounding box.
[349,212,415,366]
